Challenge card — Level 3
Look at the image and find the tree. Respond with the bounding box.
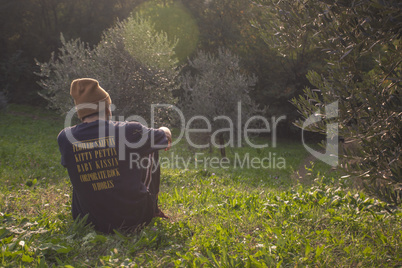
[252,0,327,129]
[258,0,401,204]
[0,0,145,104]
[183,0,323,134]
[36,15,178,124]
[180,48,264,157]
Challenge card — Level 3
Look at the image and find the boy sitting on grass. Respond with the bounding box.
[57,78,171,233]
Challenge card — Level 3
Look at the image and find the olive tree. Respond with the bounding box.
[36,15,178,123]
[181,48,264,157]
[256,0,401,205]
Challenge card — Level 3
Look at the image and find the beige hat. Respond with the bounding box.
[70,78,111,119]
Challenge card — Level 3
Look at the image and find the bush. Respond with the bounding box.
[36,15,179,123]
[180,48,265,156]
[257,0,401,204]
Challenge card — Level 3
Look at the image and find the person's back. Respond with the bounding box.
[58,78,170,233]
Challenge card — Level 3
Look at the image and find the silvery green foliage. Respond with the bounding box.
[270,0,402,204]
[181,48,264,141]
[36,16,178,122]
[123,16,178,69]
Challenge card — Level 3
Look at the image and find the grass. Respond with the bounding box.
[1,105,401,267]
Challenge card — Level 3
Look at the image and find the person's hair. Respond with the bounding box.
[81,112,98,122]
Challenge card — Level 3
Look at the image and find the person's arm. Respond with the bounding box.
[159,127,172,151]
[128,123,171,155]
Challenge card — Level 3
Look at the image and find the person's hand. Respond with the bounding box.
[159,127,172,151]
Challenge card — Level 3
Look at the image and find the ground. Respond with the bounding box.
[0,105,401,267]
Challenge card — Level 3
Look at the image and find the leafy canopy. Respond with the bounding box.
[36,14,179,122]
[256,0,401,204]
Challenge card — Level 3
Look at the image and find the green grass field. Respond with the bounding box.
[1,105,401,267]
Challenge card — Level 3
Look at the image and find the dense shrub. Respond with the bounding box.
[257,0,401,204]
[180,48,265,156]
[36,15,178,123]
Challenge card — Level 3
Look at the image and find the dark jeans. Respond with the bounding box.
[141,151,161,215]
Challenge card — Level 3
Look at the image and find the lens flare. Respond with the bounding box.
[135,1,199,63]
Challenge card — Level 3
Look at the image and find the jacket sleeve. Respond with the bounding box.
[125,122,168,156]
[142,125,168,155]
